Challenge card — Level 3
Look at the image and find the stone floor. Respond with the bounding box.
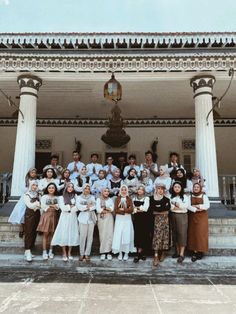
[0,255,236,313]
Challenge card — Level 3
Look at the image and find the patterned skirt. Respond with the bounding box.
[152,213,170,251]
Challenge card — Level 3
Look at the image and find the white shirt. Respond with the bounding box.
[170,195,189,214]
[96,197,114,214]
[67,161,85,180]
[103,164,118,181]
[76,194,96,224]
[86,163,103,182]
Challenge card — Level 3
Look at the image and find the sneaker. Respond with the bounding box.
[42,253,48,260]
[118,252,123,261]
[123,253,129,261]
[62,256,68,262]
[68,255,74,261]
[107,254,113,261]
[100,254,106,261]
[48,252,54,259]
[25,250,32,262]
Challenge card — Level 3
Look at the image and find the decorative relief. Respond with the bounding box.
[182,139,195,150]
[17,74,42,91]
[190,75,216,92]
[36,139,52,149]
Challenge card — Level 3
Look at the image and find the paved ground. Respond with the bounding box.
[0,255,236,313]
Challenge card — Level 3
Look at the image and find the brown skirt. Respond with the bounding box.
[152,213,170,251]
[171,212,188,247]
[37,209,58,233]
[187,211,208,252]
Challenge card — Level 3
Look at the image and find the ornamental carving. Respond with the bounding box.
[190,75,215,92]
[17,74,42,91]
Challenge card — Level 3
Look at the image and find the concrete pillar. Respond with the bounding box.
[10,74,42,198]
[190,75,219,199]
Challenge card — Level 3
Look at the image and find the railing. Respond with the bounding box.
[219,175,236,205]
[0,173,12,204]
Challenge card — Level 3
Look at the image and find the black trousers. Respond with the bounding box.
[24,208,40,250]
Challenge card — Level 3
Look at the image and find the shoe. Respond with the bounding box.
[141,255,146,261]
[159,252,165,262]
[197,252,203,260]
[42,253,48,260]
[123,253,129,261]
[118,252,123,261]
[100,254,106,261]
[177,255,185,263]
[133,256,140,263]
[62,256,68,262]
[191,254,198,262]
[68,255,73,261]
[25,250,32,262]
[172,252,179,258]
[153,256,159,267]
[48,252,54,259]
[107,254,112,261]
[85,255,90,262]
[79,255,84,261]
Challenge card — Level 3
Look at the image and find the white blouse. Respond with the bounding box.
[96,198,114,214]
[170,195,189,214]
[188,194,210,213]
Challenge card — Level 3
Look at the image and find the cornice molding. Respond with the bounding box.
[0,118,235,127]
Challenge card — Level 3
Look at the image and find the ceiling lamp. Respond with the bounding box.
[104,73,122,103]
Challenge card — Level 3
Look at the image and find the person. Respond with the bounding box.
[123,154,140,178]
[191,168,207,193]
[103,156,118,181]
[86,153,103,185]
[74,166,90,195]
[38,167,58,195]
[165,152,185,179]
[43,154,63,178]
[140,151,158,182]
[51,183,79,261]
[91,169,108,198]
[172,168,193,194]
[187,183,210,262]
[76,184,96,261]
[154,165,172,197]
[57,169,71,195]
[8,167,39,238]
[96,187,114,261]
[67,151,85,180]
[117,154,128,179]
[23,180,41,262]
[132,185,150,263]
[150,183,171,267]
[123,168,139,198]
[112,185,135,261]
[139,169,153,196]
[37,183,59,260]
[107,168,123,198]
[170,181,189,263]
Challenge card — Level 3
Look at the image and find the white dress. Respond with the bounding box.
[51,196,80,246]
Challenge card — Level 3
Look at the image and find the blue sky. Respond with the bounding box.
[0,0,235,33]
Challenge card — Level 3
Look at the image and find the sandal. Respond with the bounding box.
[153,256,159,267]
[85,255,90,262]
[177,255,185,263]
[191,254,198,262]
[133,256,140,263]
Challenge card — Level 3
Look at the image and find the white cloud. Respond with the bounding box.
[0,0,10,5]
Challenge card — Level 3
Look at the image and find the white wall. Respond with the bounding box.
[0,125,235,175]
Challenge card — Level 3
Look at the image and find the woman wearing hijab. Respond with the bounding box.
[96,187,114,261]
[112,185,135,261]
[57,169,72,196]
[187,183,210,262]
[74,166,90,195]
[76,183,96,262]
[139,169,153,196]
[172,168,193,194]
[154,165,172,197]
[23,180,41,262]
[123,168,139,198]
[132,185,150,263]
[51,182,79,261]
[150,183,171,267]
[191,168,207,193]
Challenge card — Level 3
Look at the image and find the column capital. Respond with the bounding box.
[190,75,215,97]
[17,74,42,91]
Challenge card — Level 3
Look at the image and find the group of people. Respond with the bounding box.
[8,150,209,266]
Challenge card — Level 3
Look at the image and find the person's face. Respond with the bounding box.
[121,187,128,196]
[73,152,80,161]
[29,170,37,178]
[48,185,56,195]
[91,155,98,163]
[142,170,147,178]
[99,171,105,179]
[173,184,182,194]
[64,170,70,179]
[46,169,53,178]
[193,169,200,177]
[81,167,87,176]
[129,158,135,165]
[51,158,58,166]
[107,157,113,165]
[193,184,201,194]
[137,187,145,196]
[177,170,183,178]
[129,169,136,177]
[83,186,90,195]
[145,153,152,162]
[67,184,74,193]
[31,183,38,192]
[102,189,110,198]
[159,168,164,176]
[157,187,164,195]
[113,169,120,178]
[119,157,125,163]
[171,155,178,163]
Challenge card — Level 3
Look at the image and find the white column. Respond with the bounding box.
[190,75,219,199]
[10,75,42,198]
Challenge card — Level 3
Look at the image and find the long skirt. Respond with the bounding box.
[187,211,208,252]
[112,214,136,254]
[37,209,58,233]
[51,212,80,247]
[133,212,150,251]
[152,213,170,251]
[24,208,40,250]
[8,195,26,224]
[171,212,188,247]
[97,213,114,254]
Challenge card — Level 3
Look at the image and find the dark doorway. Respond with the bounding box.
[35,152,52,174]
[105,152,127,167]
